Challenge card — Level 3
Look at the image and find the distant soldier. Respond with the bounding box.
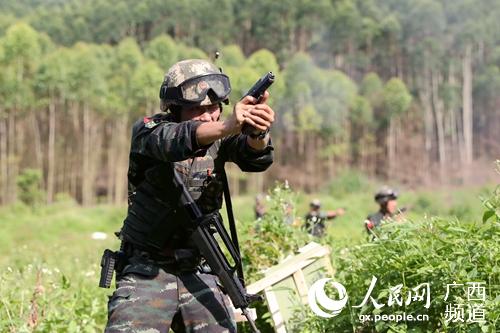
[254,194,266,219]
[283,201,296,226]
[304,199,345,237]
[364,186,404,235]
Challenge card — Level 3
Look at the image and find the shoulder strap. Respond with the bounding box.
[220,167,246,286]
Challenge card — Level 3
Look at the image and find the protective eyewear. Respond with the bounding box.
[160,73,231,104]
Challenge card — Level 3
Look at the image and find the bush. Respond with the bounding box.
[295,184,500,332]
[236,182,310,332]
[16,168,45,207]
[240,182,310,282]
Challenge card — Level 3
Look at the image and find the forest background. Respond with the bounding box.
[0,0,499,206]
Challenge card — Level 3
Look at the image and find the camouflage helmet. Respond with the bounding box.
[159,59,231,111]
[374,186,398,205]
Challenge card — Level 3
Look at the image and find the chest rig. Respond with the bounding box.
[122,139,225,252]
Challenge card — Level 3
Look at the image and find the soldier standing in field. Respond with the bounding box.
[304,199,345,237]
[364,186,404,235]
[104,59,275,333]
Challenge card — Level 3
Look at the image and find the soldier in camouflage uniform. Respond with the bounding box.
[105,59,275,333]
[304,199,345,237]
[364,186,400,234]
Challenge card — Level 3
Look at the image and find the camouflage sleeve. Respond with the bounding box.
[131,118,211,162]
[319,212,330,220]
[219,134,274,172]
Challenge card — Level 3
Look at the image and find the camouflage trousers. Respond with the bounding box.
[105,268,237,333]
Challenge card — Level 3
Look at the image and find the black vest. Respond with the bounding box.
[122,143,224,252]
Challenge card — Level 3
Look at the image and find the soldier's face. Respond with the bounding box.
[181,104,221,122]
[386,199,398,214]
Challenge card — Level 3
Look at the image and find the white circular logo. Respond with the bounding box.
[308,278,348,318]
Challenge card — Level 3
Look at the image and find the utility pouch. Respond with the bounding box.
[99,249,117,288]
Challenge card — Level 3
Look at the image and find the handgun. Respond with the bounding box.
[241,72,275,136]
[99,249,117,288]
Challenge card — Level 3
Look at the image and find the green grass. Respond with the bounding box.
[0,201,124,332]
[0,185,492,332]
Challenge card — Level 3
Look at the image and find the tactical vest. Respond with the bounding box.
[121,135,225,253]
[366,211,386,228]
[305,212,326,237]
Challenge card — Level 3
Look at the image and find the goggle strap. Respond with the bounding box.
[161,86,183,100]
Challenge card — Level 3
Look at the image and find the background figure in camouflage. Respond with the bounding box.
[364,186,402,235]
[304,199,345,237]
[105,59,275,332]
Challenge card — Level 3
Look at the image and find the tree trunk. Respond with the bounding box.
[431,70,446,182]
[305,133,315,191]
[327,135,335,181]
[106,122,115,204]
[387,119,396,178]
[113,117,129,205]
[82,103,91,206]
[419,54,434,184]
[297,131,306,189]
[47,99,56,203]
[8,110,17,203]
[30,112,43,173]
[90,117,103,203]
[0,115,7,204]
[462,44,473,165]
[448,62,459,164]
[374,123,388,179]
[69,102,80,200]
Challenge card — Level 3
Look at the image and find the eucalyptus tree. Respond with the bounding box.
[245,49,285,107]
[0,22,41,204]
[443,0,499,169]
[144,34,178,70]
[314,68,357,181]
[66,42,108,205]
[326,0,364,75]
[0,43,17,204]
[239,0,297,59]
[34,48,72,203]
[100,38,145,204]
[404,0,446,179]
[218,44,246,68]
[473,57,500,157]
[176,45,208,61]
[349,96,373,170]
[382,78,412,177]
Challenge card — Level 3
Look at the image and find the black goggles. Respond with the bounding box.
[160,73,231,104]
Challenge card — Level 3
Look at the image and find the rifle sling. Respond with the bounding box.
[221,167,245,286]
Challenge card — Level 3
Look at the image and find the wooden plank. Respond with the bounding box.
[265,242,325,275]
[247,244,331,294]
[243,242,334,333]
[323,256,334,275]
[292,269,309,304]
[264,287,287,333]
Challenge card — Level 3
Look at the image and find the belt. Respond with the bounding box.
[126,243,201,273]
